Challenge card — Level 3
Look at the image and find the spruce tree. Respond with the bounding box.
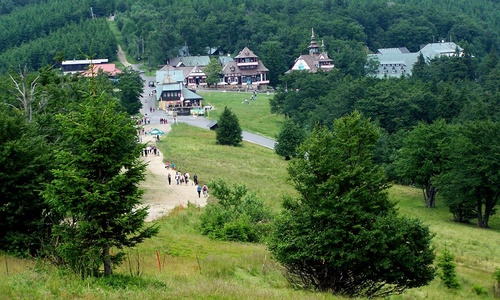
[268,111,435,298]
[42,90,158,276]
[216,106,242,146]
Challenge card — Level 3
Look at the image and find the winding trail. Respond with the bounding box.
[117,46,207,222]
[137,123,207,222]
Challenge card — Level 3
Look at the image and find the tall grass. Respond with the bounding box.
[1,122,500,299]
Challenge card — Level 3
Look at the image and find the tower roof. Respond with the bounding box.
[308,28,319,52]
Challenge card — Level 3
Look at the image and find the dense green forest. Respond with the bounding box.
[113,0,500,76]
[0,0,116,72]
[0,0,498,76]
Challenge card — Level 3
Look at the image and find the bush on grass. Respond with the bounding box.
[199,179,272,243]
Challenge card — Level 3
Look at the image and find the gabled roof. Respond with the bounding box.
[187,66,206,77]
[156,70,185,84]
[218,56,234,66]
[288,54,334,73]
[369,41,464,78]
[182,88,203,101]
[287,29,335,73]
[419,42,463,58]
[155,84,203,101]
[377,47,410,55]
[221,60,241,75]
[220,60,268,76]
[235,47,257,59]
[221,61,240,75]
[168,56,211,67]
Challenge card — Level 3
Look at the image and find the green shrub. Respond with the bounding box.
[493,268,500,298]
[199,179,272,242]
[437,248,460,289]
[472,284,487,296]
[222,218,257,242]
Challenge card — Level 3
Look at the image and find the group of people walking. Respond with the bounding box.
[143,145,159,157]
[166,170,208,198]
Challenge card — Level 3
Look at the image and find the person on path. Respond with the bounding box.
[167,173,171,185]
[197,185,202,198]
[202,184,208,198]
[193,173,198,185]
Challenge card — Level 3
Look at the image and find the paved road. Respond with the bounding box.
[118,45,276,150]
[138,78,276,150]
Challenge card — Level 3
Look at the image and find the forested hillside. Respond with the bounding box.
[0,0,498,76]
[1,1,500,297]
[0,0,116,72]
[113,0,500,77]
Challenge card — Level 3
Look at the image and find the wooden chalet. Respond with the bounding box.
[220,47,269,89]
[155,72,203,115]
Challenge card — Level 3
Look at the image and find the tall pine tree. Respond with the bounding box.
[42,90,157,276]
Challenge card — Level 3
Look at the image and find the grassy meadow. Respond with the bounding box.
[2,100,500,299]
[197,90,285,139]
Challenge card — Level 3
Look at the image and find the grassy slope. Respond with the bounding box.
[1,99,499,299]
[197,91,285,139]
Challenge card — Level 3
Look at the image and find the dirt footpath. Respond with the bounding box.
[138,123,207,222]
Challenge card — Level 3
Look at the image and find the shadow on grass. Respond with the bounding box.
[93,274,167,290]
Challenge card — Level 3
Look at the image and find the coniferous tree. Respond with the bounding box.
[216,106,242,146]
[42,90,158,276]
[437,248,460,289]
[274,118,306,159]
[268,112,435,298]
[0,106,53,256]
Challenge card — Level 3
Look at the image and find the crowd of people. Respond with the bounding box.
[142,145,160,157]
[163,163,208,198]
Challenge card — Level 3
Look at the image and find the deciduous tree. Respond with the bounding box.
[204,57,223,87]
[396,119,452,208]
[434,120,500,228]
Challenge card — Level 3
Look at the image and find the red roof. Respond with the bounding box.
[81,63,121,77]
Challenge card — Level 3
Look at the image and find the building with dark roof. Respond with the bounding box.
[154,72,203,115]
[288,29,335,73]
[220,47,269,88]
